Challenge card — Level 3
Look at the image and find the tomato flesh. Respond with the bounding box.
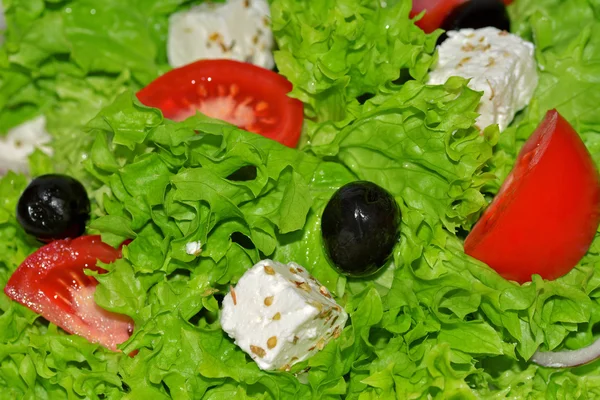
[137,59,304,148]
[4,235,133,350]
[411,0,514,33]
[465,110,600,283]
[410,0,468,33]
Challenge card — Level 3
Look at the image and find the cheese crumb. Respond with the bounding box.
[185,241,202,256]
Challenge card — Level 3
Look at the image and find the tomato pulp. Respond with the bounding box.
[465,110,600,283]
[4,236,133,350]
[137,59,304,147]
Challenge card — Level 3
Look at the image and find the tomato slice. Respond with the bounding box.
[411,0,514,33]
[136,59,304,148]
[4,235,133,350]
[410,0,467,33]
[465,110,600,283]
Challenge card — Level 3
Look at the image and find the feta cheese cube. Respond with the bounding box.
[428,27,538,131]
[167,0,274,70]
[220,259,348,371]
[0,115,52,174]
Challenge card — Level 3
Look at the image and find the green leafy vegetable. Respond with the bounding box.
[2,0,600,398]
[270,0,438,122]
[0,0,202,178]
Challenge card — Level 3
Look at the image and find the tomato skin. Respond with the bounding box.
[410,0,468,33]
[136,59,304,148]
[411,0,513,33]
[4,235,133,350]
[465,110,600,283]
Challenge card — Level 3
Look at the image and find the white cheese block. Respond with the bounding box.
[428,27,538,131]
[0,115,52,174]
[220,259,348,371]
[167,0,274,70]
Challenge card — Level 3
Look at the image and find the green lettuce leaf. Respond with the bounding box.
[270,0,438,122]
[0,0,203,177]
[3,0,600,398]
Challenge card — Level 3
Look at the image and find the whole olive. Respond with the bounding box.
[17,174,90,241]
[321,181,400,277]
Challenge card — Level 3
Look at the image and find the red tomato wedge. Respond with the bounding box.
[4,235,133,350]
[410,0,467,33]
[465,110,600,283]
[136,59,304,148]
[411,0,514,33]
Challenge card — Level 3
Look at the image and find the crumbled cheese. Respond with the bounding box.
[167,0,274,69]
[185,240,203,256]
[0,115,52,174]
[220,259,348,371]
[428,27,538,131]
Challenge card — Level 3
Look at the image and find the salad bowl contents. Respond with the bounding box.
[4,235,133,352]
[1,0,600,399]
[465,110,600,283]
[136,59,304,147]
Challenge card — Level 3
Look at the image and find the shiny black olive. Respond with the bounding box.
[321,181,400,277]
[16,174,90,241]
[438,0,510,44]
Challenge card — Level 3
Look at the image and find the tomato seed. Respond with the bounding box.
[230,84,240,97]
[255,101,269,112]
[197,85,208,97]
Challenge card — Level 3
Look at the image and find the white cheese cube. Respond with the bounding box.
[220,259,348,371]
[167,0,274,70]
[0,115,52,174]
[428,27,538,131]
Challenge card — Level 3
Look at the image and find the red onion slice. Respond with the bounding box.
[531,338,600,368]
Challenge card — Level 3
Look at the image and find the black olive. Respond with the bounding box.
[321,181,400,277]
[438,0,510,45]
[16,174,90,241]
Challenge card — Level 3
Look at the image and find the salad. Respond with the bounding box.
[1,0,600,398]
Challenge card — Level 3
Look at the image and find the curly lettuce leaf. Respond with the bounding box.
[0,92,363,398]
[308,76,495,233]
[270,0,438,122]
[489,0,600,185]
[4,0,600,398]
[302,55,600,397]
[0,0,203,174]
